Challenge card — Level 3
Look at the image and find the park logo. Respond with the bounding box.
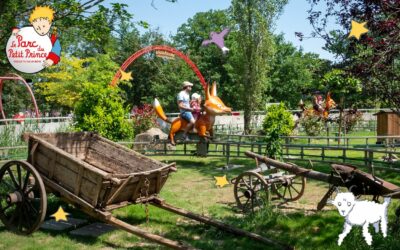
[6,6,61,74]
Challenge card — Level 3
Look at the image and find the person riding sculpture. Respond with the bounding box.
[177,81,195,140]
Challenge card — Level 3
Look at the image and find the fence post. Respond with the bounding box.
[164,141,167,155]
[226,143,231,165]
[368,151,374,175]
[285,138,289,156]
[300,146,304,160]
[342,149,346,163]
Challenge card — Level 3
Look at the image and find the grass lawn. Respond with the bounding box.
[1,156,400,250]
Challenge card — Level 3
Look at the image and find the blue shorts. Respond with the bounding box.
[181,111,194,122]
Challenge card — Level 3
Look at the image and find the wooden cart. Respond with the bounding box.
[231,158,306,213]
[0,132,288,249]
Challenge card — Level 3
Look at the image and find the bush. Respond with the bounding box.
[263,103,294,136]
[131,104,158,134]
[74,83,134,141]
[263,103,294,158]
[299,115,325,136]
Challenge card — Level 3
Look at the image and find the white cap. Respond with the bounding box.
[191,93,200,100]
[182,81,194,88]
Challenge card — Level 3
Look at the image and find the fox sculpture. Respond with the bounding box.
[153,82,232,145]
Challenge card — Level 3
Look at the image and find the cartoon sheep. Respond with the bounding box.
[329,192,391,246]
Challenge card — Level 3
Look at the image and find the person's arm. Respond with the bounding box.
[178,101,193,112]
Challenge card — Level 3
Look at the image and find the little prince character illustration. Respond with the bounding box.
[12,6,61,68]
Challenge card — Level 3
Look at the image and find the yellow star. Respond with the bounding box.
[51,206,69,222]
[348,20,369,40]
[214,175,229,188]
[120,69,133,81]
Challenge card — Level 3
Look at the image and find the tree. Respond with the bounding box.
[269,35,331,108]
[307,0,400,113]
[35,54,119,112]
[229,0,288,133]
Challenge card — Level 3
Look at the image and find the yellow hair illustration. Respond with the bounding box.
[29,6,55,23]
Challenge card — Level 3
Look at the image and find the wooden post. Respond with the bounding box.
[368,151,374,175]
[285,138,289,156]
[337,96,344,145]
[301,146,304,160]
[226,143,230,165]
[342,149,346,163]
[107,216,195,250]
[151,199,292,250]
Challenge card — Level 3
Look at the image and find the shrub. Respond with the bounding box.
[74,83,134,141]
[263,103,294,137]
[263,103,294,158]
[131,104,158,134]
[299,115,325,136]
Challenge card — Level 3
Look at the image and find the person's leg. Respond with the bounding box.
[182,112,195,137]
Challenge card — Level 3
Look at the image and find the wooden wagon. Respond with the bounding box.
[0,132,288,249]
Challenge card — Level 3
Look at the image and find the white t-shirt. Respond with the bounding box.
[177,90,190,113]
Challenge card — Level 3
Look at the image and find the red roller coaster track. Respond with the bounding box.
[110,45,207,90]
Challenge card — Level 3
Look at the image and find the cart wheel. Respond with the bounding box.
[0,160,47,234]
[234,171,269,213]
[273,175,306,202]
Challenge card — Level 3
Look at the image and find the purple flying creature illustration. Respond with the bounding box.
[202,28,230,54]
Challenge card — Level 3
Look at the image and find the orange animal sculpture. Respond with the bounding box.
[301,92,336,119]
[153,82,232,145]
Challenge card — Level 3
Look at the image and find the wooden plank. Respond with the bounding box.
[151,199,291,249]
[89,140,152,172]
[48,151,57,179]
[106,176,134,205]
[85,150,118,173]
[106,216,195,250]
[74,165,84,195]
[29,134,109,178]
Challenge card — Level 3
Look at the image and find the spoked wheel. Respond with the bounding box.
[234,171,269,213]
[273,174,306,202]
[0,160,47,234]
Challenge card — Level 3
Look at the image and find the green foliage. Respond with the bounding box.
[269,35,331,108]
[35,54,119,112]
[299,116,325,136]
[0,81,33,118]
[74,83,134,141]
[263,103,294,136]
[262,103,293,158]
[322,69,362,108]
[230,0,288,133]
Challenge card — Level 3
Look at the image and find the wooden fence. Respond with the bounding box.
[1,136,399,172]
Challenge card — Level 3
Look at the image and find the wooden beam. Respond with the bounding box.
[151,198,292,249]
[107,216,196,250]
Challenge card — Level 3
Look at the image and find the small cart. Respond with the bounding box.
[0,132,288,249]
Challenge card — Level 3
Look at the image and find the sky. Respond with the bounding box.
[105,0,336,60]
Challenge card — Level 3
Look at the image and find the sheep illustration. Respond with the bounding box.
[329,192,391,246]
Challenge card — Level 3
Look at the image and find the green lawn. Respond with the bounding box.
[1,156,400,250]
